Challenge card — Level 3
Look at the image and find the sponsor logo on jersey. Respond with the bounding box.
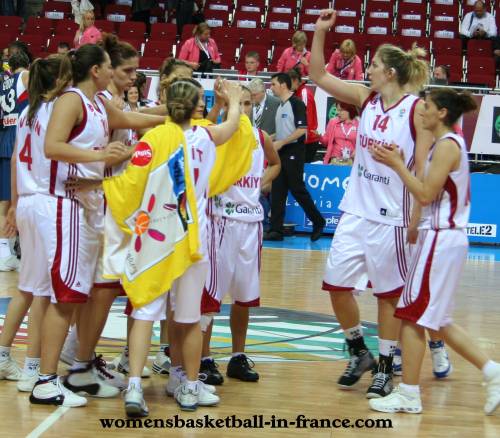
[224,201,262,216]
[359,133,392,149]
[235,175,261,189]
[2,114,18,126]
[131,141,153,166]
[357,164,390,185]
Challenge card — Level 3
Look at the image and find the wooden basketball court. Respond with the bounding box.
[0,239,499,437]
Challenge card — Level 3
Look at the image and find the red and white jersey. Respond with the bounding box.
[49,87,109,202]
[420,133,470,230]
[339,92,420,227]
[15,107,32,195]
[212,127,265,223]
[185,125,216,255]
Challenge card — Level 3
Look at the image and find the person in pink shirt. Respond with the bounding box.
[321,102,359,164]
[276,31,311,76]
[74,10,102,48]
[178,22,221,72]
[326,39,364,81]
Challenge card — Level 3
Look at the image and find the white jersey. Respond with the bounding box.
[49,88,109,204]
[212,127,265,223]
[15,107,33,195]
[420,133,470,230]
[339,92,420,227]
[185,125,216,256]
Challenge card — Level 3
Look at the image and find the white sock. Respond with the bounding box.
[185,379,198,390]
[67,325,78,343]
[482,360,500,381]
[0,346,10,362]
[399,382,421,395]
[128,376,142,390]
[344,324,363,340]
[23,357,40,376]
[379,339,398,357]
[0,239,11,257]
[70,359,90,371]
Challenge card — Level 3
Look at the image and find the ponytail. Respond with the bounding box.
[98,33,137,68]
[428,88,478,127]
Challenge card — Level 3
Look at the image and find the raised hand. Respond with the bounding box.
[315,9,337,32]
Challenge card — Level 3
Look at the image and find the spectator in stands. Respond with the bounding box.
[176,0,196,36]
[321,102,358,165]
[326,39,364,81]
[8,41,33,64]
[57,42,71,55]
[74,10,102,48]
[248,78,280,136]
[276,31,311,76]
[132,0,157,34]
[134,71,154,106]
[432,64,450,85]
[125,85,141,111]
[178,22,221,73]
[288,67,321,162]
[239,52,261,77]
[460,1,497,43]
[2,48,8,72]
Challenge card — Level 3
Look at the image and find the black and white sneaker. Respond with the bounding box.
[30,376,87,407]
[64,364,120,398]
[337,350,377,388]
[366,371,394,399]
[227,354,259,382]
[199,358,224,385]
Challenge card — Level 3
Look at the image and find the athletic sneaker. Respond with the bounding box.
[108,353,152,378]
[200,358,224,385]
[0,255,19,272]
[393,348,402,376]
[174,382,199,411]
[369,384,422,414]
[366,372,394,399]
[0,357,23,380]
[30,376,87,407]
[17,372,39,392]
[124,383,149,418]
[152,348,171,375]
[64,365,120,398]
[429,341,452,378]
[166,372,217,397]
[484,368,500,415]
[93,355,127,390]
[337,350,377,388]
[197,382,220,406]
[227,354,259,382]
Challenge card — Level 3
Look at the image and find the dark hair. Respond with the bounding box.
[8,40,33,63]
[271,72,292,90]
[287,67,302,83]
[166,79,201,123]
[28,54,72,127]
[69,44,107,84]
[57,41,71,50]
[428,88,477,127]
[135,71,147,89]
[246,51,260,61]
[99,33,137,68]
[159,57,192,79]
[8,51,29,71]
[337,101,358,120]
[434,64,450,80]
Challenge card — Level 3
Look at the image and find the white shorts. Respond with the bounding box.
[131,261,208,323]
[202,218,262,314]
[323,213,409,298]
[37,194,100,304]
[17,194,51,297]
[395,229,468,330]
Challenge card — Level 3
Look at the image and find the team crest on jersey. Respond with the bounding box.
[131,141,153,166]
[399,108,406,118]
[224,202,235,215]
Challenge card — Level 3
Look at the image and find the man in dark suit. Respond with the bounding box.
[248,78,280,136]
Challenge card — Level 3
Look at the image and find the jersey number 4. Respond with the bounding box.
[19,134,32,170]
[372,115,390,133]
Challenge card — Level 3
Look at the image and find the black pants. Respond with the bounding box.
[305,141,320,163]
[270,144,324,234]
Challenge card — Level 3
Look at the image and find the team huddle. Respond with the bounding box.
[0,9,499,420]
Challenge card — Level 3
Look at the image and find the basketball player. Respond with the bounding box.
[29,45,164,407]
[200,86,281,385]
[310,10,434,398]
[0,51,29,272]
[369,88,500,415]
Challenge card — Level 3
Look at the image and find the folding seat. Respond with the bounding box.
[238,0,265,13]
[54,19,79,38]
[217,42,238,63]
[432,38,462,56]
[118,21,147,40]
[266,12,295,31]
[234,11,263,29]
[43,1,71,19]
[20,34,48,55]
[0,16,22,36]
[24,17,53,38]
[205,9,230,28]
[120,38,144,53]
[206,0,234,13]
[467,39,493,57]
[268,0,296,13]
[105,4,132,23]
[94,20,117,34]
[139,56,163,70]
[180,24,196,41]
[397,2,428,38]
[398,36,431,54]
[150,23,177,40]
[429,2,460,39]
[239,44,271,64]
[143,40,175,58]
[434,54,463,82]
[466,73,496,88]
[468,56,496,77]
[270,29,295,46]
[47,36,74,53]
[0,34,15,51]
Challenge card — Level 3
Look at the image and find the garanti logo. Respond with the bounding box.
[357,164,390,185]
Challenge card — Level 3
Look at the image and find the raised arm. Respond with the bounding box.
[309,10,370,108]
[206,82,242,145]
[102,97,165,131]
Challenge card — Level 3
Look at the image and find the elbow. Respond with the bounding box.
[44,144,58,160]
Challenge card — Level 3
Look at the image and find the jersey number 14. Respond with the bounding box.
[372,115,390,133]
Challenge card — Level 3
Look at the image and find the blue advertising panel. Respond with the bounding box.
[285,165,500,244]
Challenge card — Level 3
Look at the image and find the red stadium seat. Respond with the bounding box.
[150,23,177,40]
[0,16,23,36]
[266,12,295,31]
[467,39,493,57]
[234,11,262,28]
[206,0,233,13]
[94,20,117,34]
[143,40,176,58]
[54,19,79,37]
[20,34,48,54]
[238,0,265,13]
[105,5,131,23]
[466,73,496,88]
[139,56,164,70]
[239,44,271,64]
[118,21,147,40]
[43,1,71,19]
[468,56,496,76]
[205,9,230,28]
[47,36,73,53]
[432,38,462,56]
[434,54,463,82]
[24,17,53,38]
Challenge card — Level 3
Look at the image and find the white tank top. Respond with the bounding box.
[212,127,265,222]
[420,133,470,230]
[339,91,420,227]
[49,88,109,207]
[185,125,216,256]
[17,102,55,196]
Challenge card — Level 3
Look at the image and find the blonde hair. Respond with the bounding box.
[292,31,307,48]
[375,43,429,91]
[339,39,356,57]
[166,79,202,123]
[193,22,210,37]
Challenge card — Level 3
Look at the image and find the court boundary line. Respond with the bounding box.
[26,406,69,438]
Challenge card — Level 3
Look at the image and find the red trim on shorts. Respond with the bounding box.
[395,231,439,322]
[322,281,355,292]
[49,160,58,195]
[51,197,88,304]
[93,281,122,289]
[124,299,133,316]
[234,297,260,307]
[201,287,221,314]
[374,286,403,299]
